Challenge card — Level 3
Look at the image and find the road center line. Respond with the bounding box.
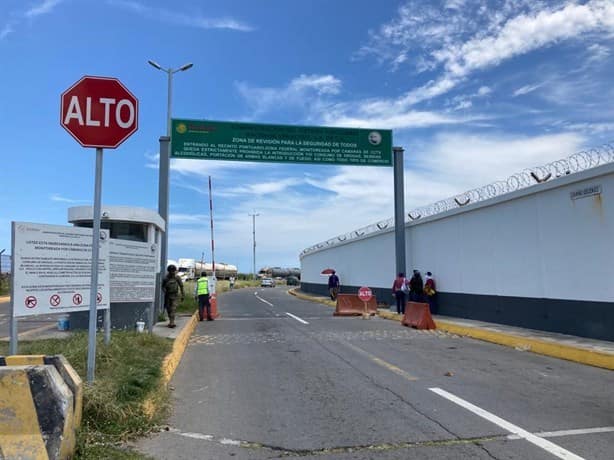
[285,312,309,324]
[429,387,585,460]
[254,292,274,307]
[341,340,418,381]
[507,426,614,440]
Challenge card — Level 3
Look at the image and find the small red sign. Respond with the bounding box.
[73,293,83,305]
[50,294,61,307]
[358,286,372,302]
[25,296,37,308]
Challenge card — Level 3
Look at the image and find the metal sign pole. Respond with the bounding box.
[104,307,111,344]
[393,147,407,279]
[9,223,17,355]
[157,136,171,316]
[87,147,104,383]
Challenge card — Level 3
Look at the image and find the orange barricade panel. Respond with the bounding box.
[334,294,377,316]
[402,302,436,329]
[210,294,220,318]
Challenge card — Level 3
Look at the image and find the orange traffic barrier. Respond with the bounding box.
[210,294,220,318]
[402,302,436,329]
[334,294,377,316]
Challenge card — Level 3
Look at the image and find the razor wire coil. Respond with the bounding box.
[300,142,614,257]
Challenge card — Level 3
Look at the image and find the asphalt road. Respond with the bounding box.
[137,287,614,459]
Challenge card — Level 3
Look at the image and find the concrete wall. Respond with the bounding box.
[300,163,614,340]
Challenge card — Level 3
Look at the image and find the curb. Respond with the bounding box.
[142,311,199,419]
[0,296,10,303]
[377,309,614,371]
[289,288,336,308]
[160,310,199,384]
[289,291,614,371]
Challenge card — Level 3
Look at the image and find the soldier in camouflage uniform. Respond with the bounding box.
[162,264,184,328]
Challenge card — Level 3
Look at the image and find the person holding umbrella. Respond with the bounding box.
[328,270,340,301]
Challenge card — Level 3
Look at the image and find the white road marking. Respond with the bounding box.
[169,428,244,446]
[507,426,614,440]
[429,387,585,460]
[285,312,309,324]
[254,292,274,307]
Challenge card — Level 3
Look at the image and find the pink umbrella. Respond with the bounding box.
[321,268,336,276]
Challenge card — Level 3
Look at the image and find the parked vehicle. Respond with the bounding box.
[261,277,276,288]
[286,276,300,286]
[177,258,196,282]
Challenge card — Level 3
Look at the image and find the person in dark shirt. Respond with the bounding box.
[409,270,424,302]
[328,271,340,300]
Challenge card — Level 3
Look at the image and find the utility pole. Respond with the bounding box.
[248,211,259,280]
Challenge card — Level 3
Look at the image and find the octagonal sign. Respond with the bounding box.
[60,76,138,149]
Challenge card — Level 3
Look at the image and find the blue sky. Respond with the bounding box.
[1,0,613,273]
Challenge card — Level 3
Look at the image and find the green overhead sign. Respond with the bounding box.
[171,119,392,166]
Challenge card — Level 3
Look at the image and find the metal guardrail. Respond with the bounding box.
[300,142,614,258]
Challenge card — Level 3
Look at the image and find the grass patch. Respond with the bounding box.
[0,274,9,296]
[0,331,172,458]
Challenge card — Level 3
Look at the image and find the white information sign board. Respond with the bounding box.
[110,239,158,302]
[12,222,110,317]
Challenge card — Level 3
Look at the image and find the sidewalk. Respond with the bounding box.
[290,288,614,371]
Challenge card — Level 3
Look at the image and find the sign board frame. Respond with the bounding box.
[171,119,393,166]
[11,222,110,317]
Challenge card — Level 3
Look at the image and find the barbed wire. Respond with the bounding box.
[300,142,614,258]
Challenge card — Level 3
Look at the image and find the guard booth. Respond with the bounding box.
[67,206,164,330]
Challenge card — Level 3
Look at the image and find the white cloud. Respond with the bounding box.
[225,178,304,196]
[513,83,543,97]
[586,43,610,63]
[50,193,85,204]
[323,108,467,129]
[107,0,253,32]
[25,0,63,18]
[1,0,64,40]
[236,74,341,117]
[359,0,614,105]
[290,74,341,95]
[477,86,492,96]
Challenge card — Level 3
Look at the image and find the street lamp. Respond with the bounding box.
[148,60,193,315]
[147,60,193,135]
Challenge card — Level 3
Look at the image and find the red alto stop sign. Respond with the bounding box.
[60,76,138,148]
[358,286,372,302]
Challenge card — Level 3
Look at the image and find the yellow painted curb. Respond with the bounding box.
[375,309,614,371]
[435,320,614,371]
[161,311,199,385]
[0,295,10,303]
[143,311,199,419]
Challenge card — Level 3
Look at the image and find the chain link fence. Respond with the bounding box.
[0,253,10,296]
[300,142,614,257]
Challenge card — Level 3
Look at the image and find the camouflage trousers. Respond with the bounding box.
[164,295,180,324]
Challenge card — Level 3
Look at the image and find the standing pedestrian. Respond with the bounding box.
[391,272,409,315]
[409,270,424,302]
[424,271,438,314]
[194,271,213,321]
[162,264,184,328]
[328,270,340,301]
[229,276,235,290]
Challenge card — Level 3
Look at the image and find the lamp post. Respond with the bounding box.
[248,211,259,280]
[148,60,193,315]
